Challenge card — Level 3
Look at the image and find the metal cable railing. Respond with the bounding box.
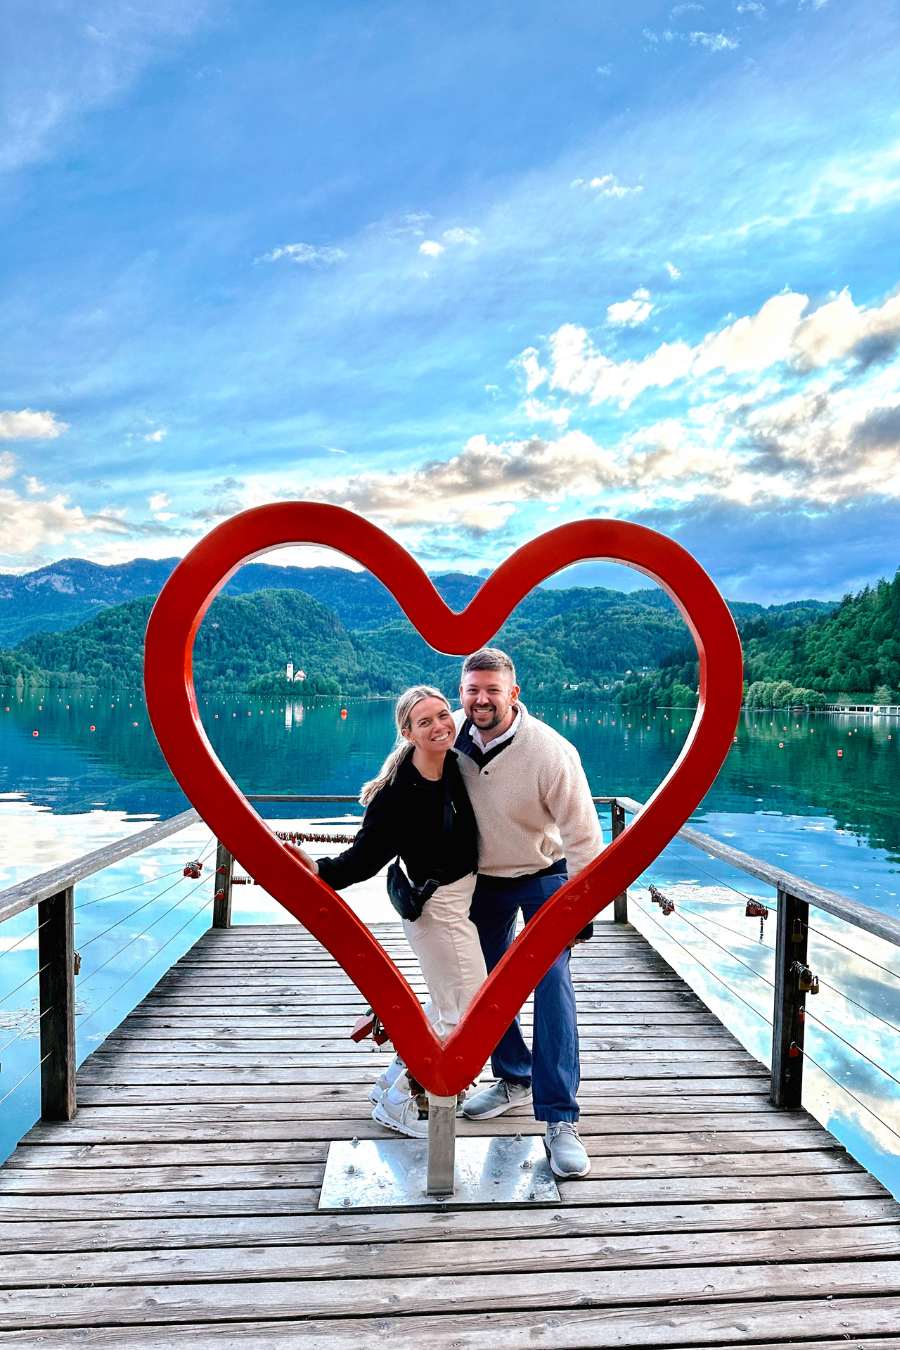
[76,870,215,988]
[628,894,774,1029]
[76,837,217,952]
[0,1049,53,1111]
[75,895,215,1034]
[791,1040,900,1147]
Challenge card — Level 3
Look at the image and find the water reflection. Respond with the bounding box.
[1,691,898,1195]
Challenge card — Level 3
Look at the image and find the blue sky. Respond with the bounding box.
[1,0,898,602]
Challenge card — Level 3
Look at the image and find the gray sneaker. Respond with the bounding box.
[545,1122,590,1178]
[461,1079,532,1120]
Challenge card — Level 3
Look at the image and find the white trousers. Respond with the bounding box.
[402,873,487,1040]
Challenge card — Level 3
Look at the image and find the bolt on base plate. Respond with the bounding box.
[318,1134,560,1211]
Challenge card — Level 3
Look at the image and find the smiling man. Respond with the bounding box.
[453,646,603,1179]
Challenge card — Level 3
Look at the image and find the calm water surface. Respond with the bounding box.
[1,691,898,1193]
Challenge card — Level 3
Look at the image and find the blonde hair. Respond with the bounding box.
[359,685,451,806]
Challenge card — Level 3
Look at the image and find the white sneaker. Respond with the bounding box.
[368,1054,406,1104]
[371,1077,427,1139]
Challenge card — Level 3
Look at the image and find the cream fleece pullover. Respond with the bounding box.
[453,704,603,877]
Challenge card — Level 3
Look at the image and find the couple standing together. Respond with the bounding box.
[291,647,602,1180]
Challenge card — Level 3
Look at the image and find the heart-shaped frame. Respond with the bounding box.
[144,504,742,1095]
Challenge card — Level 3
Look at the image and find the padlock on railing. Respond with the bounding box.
[745,898,769,941]
[791,960,819,995]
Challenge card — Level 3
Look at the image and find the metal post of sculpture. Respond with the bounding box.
[144,503,743,1207]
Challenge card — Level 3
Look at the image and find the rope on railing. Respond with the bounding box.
[790,1040,900,1146]
[76,895,215,1033]
[628,895,774,1028]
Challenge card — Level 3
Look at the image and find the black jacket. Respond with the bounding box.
[316,749,478,891]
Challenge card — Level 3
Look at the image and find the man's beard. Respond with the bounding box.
[472,705,503,729]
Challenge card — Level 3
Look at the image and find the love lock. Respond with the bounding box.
[791,960,820,995]
[745,899,769,941]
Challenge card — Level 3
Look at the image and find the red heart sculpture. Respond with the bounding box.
[144,505,742,1096]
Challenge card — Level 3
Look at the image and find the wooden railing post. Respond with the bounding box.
[611,801,628,923]
[37,886,76,1121]
[771,887,809,1108]
[213,841,234,929]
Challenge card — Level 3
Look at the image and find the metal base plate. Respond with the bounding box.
[318,1135,560,1210]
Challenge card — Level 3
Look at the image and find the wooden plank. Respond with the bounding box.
[1,1196,897,1255]
[5,1301,900,1349]
[19,1107,812,1145]
[3,1259,900,1330]
[4,1128,841,1168]
[89,1032,743,1055]
[4,1223,900,1289]
[0,1149,861,1197]
[0,1171,887,1221]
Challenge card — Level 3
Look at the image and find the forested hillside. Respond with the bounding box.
[3,568,889,705]
[618,572,899,709]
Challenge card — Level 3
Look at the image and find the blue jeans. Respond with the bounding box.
[470,863,580,1123]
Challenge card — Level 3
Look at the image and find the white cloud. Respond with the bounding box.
[571,173,643,198]
[441,226,480,246]
[0,488,131,563]
[517,346,549,393]
[689,31,739,50]
[143,427,168,443]
[257,242,346,265]
[524,398,571,428]
[665,261,682,280]
[0,452,15,481]
[0,410,68,441]
[148,492,169,512]
[736,2,766,14]
[419,226,480,258]
[596,64,612,76]
[607,287,654,326]
[25,475,44,494]
[300,430,622,532]
[543,287,900,408]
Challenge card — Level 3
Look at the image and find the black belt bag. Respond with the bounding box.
[386,861,439,923]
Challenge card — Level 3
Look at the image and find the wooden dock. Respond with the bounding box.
[2,919,900,1348]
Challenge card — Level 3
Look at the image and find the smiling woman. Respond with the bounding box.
[288,683,485,1139]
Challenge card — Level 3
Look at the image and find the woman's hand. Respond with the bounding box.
[284,841,318,875]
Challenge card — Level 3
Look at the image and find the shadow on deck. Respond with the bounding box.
[1,921,900,1347]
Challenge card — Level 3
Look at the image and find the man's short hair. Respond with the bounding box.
[461,647,517,683]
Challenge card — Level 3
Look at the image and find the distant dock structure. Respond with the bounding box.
[823,702,900,717]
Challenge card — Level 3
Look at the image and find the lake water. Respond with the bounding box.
[1,690,898,1196]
